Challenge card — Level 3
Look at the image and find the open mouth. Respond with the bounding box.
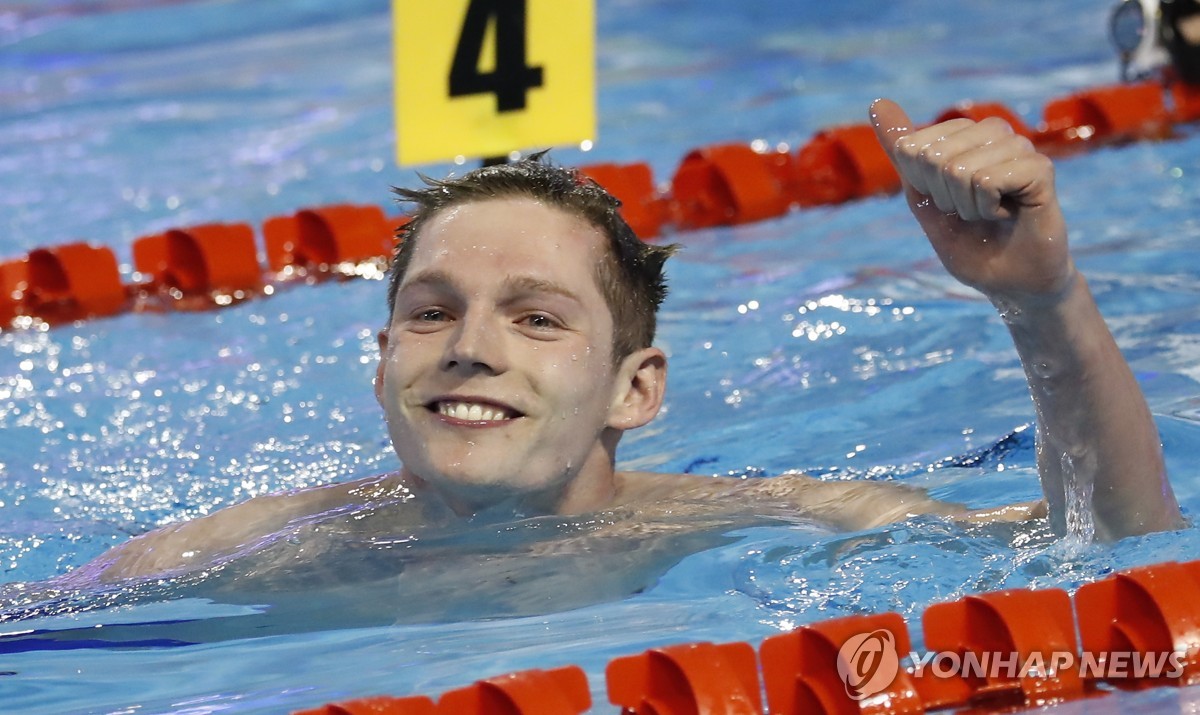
[429,400,521,423]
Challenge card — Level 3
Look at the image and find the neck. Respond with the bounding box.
[402,437,621,519]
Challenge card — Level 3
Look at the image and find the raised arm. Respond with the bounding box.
[868,98,1184,540]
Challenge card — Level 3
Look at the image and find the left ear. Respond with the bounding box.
[607,346,667,430]
[374,329,391,406]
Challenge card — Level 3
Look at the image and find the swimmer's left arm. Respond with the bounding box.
[728,473,967,530]
[679,472,1041,530]
[789,478,1046,529]
[869,98,1184,540]
[959,499,1048,525]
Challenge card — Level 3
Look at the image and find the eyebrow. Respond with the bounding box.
[399,269,584,305]
[397,269,457,295]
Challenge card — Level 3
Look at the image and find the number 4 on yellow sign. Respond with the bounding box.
[393,0,596,167]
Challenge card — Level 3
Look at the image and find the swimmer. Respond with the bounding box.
[73,99,1184,586]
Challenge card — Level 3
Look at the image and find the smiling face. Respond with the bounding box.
[376,197,665,516]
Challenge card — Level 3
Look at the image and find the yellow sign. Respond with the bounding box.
[393,0,596,166]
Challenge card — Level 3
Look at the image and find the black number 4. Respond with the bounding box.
[449,0,545,112]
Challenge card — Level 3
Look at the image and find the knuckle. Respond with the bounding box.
[895,139,926,170]
[1009,134,1036,155]
[980,116,1015,135]
[943,117,974,133]
[896,136,920,156]
[916,142,945,169]
[974,172,999,196]
[944,161,972,183]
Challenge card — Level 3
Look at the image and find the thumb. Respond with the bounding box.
[868,98,954,236]
[868,98,913,169]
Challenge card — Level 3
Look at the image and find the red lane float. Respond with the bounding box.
[934,102,1037,139]
[760,612,923,715]
[0,206,403,327]
[1075,560,1200,689]
[606,641,762,715]
[265,204,398,274]
[793,124,901,207]
[133,223,262,304]
[0,258,26,325]
[438,666,590,715]
[292,668,588,715]
[1042,81,1171,145]
[579,162,668,239]
[20,242,126,323]
[670,143,795,228]
[1,258,29,326]
[293,694,437,715]
[921,588,1088,709]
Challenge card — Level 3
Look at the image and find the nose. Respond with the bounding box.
[442,309,507,374]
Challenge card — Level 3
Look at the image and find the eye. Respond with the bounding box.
[403,307,454,332]
[519,312,561,330]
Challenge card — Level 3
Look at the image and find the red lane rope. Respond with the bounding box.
[294,558,1200,714]
[3,77,1199,331]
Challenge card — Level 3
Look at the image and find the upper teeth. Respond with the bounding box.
[439,401,512,422]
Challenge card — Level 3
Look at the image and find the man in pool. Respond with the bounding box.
[85,99,1183,585]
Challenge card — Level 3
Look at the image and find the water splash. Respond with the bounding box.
[1059,451,1096,551]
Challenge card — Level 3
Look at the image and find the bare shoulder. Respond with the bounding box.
[89,473,416,583]
[615,470,968,531]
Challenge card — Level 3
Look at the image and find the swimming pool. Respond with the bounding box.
[3,0,1200,712]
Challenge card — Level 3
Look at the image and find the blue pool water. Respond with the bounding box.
[4,0,1200,712]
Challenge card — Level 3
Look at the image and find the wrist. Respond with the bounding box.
[987,264,1083,326]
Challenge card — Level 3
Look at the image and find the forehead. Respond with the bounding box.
[402,197,608,288]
